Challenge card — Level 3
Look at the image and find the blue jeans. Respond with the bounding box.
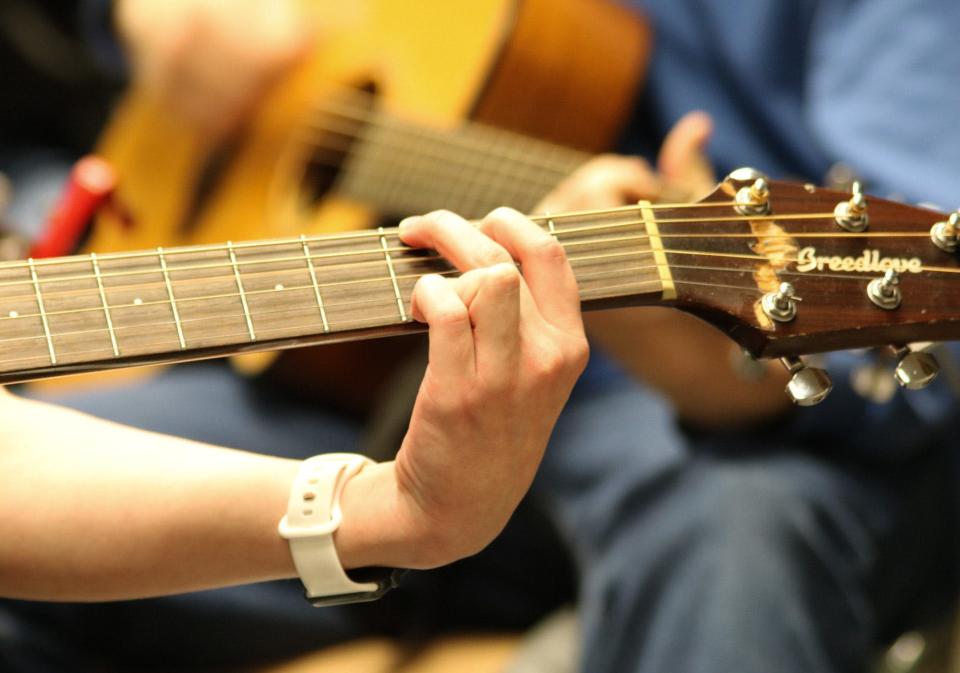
[1,358,956,673]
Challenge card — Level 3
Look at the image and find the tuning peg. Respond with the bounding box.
[734,177,771,216]
[867,269,902,310]
[834,181,869,232]
[780,356,833,406]
[726,167,768,183]
[892,345,939,390]
[930,212,959,253]
[761,281,800,323]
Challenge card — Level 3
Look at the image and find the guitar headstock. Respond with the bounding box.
[663,168,959,404]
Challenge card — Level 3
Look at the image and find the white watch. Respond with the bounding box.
[278,453,401,606]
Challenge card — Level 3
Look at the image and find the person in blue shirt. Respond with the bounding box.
[4,1,960,673]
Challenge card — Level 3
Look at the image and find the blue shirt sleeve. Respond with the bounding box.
[806,0,960,207]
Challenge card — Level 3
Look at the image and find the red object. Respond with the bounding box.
[30,155,117,258]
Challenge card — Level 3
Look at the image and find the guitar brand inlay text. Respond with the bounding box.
[794,247,922,274]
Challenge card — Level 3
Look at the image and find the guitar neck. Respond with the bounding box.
[334,112,589,218]
[0,205,665,384]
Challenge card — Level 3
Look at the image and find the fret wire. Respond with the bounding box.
[300,235,330,333]
[379,226,408,322]
[0,256,764,353]
[0,214,663,295]
[0,232,788,327]
[0,309,422,370]
[227,241,257,341]
[0,266,450,326]
[0,251,450,306]
[0,252,789,357]
[90,252,120,356]
[27,257,56,364]
[158,247,187,350]
[546,214,557,240]
[0,244,769,326]
[0,224,733,295]
[0,290,421,349]
[0,246,425,293]
[0,244,768,340]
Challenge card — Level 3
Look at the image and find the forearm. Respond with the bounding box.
[0,389,475,601]
[0,390,300,601]
[586,308,792,429]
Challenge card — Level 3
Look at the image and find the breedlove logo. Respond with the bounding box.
[794,247,922,274]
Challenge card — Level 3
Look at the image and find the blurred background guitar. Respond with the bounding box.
[83,0,650,410]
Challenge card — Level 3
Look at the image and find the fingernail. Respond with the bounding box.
[398,216,419,234]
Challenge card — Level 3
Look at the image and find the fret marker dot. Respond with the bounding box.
[8,311,17,318]
[133,298,143,306]
[274,283,284,291]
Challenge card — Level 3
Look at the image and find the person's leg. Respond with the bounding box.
[536,359,958,673]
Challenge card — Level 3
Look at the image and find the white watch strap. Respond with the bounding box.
[278,453,378,599]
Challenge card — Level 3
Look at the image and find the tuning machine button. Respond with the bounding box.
[727,167,768,182]
[930,212,960,253]
[834,181,869,232]
[867,269,901,310]
[781,356,833,406]
[734,178,771,216]
[761,282,800,322]
[891,345,939,390]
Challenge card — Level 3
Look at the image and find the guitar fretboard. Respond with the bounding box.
[0,206,664,383]
[335,114,588,218]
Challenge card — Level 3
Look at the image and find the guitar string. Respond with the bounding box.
[0,265,642,348]
[0,233,941,343]
[0,235,945,363]
[0,246,757,316]
[0,219,937,297]
[0,273,751,373]
[0,218,945,306]
[0,226,776,295]
[0,200,740,274]
[0,267,763,355]
[306,89,587,173]
[293,110,572,196]
[286,95,582,216]
[293,129,560,218]
[0,205,912,278]
[0,225,906,307]
[0,236,781,323]
[299,91,585,180]
[288,144,552,218]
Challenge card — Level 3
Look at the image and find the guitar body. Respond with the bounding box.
[82,0,649,408]
[91,0,648,250]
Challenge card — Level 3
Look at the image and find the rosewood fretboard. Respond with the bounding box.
[0,205,665,383]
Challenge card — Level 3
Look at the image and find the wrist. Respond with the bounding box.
[334,461,458,570]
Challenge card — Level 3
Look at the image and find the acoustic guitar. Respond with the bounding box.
[3,172,955,405]
[85,0,650,407]
[90,0,648,248]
